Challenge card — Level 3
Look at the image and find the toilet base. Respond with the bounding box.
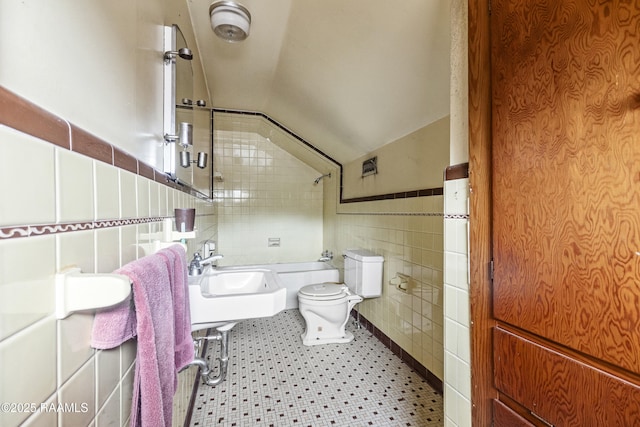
[301,330,354,346]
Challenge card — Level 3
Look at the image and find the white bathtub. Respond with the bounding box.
[219,262,340,309]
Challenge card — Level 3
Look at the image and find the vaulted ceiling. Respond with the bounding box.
[187,0,451,164]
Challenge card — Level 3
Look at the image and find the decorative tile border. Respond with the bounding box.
[0,217,166,240]
[339,211,444,217]
[445,213,470,220]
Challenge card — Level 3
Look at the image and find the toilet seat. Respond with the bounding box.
[298,283,347,301]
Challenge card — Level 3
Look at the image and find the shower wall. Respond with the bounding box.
[212,113,325,265]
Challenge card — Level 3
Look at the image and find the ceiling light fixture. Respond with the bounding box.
[209,1,251,42]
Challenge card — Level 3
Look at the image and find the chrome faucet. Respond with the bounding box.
[189,252,224,276]
[318,250,333,262]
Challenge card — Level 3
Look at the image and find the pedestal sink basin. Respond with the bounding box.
[188,268,286,332]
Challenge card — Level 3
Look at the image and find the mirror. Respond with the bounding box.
[191,107,212,196]
[163,24,194,186]
[163,24,212,198]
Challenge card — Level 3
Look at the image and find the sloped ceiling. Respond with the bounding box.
[188,0,451,164]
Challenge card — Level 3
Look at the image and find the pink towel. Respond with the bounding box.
[90,245,193,427]
[126,254,175,427]
[157,245,194,372]
[89,294,137,349]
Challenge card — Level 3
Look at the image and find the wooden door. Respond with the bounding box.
[491,1,640,425]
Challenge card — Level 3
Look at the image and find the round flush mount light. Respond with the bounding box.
[209,1,251,42]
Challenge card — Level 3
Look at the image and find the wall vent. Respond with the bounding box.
[362,156,377,177]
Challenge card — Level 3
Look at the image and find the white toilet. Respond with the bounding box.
[298,249,384,346]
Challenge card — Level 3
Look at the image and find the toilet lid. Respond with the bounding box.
[299,283,345,297]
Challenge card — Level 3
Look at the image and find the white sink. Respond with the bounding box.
[189,268,286,332]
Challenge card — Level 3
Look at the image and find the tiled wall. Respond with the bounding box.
[443,170,471,427]
[445,0,470,424]
[324,176,446,383]
[213,113,326,265]
[0,91,215,426]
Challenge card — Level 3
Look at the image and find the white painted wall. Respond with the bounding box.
[0,0,165,168]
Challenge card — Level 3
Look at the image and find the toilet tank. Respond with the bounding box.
[343,249,384,298]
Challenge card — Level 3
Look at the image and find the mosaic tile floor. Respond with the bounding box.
[189,309,443,427]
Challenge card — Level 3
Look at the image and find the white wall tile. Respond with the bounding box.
[0,126,56,226]
[57,229,96,273]
[167,188,177,214]
[121,364,135,425]
[56,148,94,223]
[58,312,94,385]
[445,285,469,326]
[444,179,469,215]
[137,176,150,218]
[120,170,138,219]
[445,350,471,399]
[20,394,58,427]
[94,161,121,220]
[444,251,469,291]
[444,219,468,254]
[95,228,120,273]
[149,181,161,217]
[444,383,472,427]
[442,175,470,427]
[0,318,57,426]
[96,383,121,427]
[444,317,470,363]
[158,184,169,217]
[121,225,138,265]
[96,348,120,410]
[0,236,56,340]
[121,340,136,373]
[120,366,135,426]
[58,357,95,426]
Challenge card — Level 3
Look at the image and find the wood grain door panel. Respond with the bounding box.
[494,327,640,426]
[493,399,536,427]
[492,0,640,372]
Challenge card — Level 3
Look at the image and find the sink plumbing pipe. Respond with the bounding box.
[184,329,231,386]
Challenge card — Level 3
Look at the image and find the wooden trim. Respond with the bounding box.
[113,146,139,174]
[70,124,114,164]
[468,0,497,425]
[444,162,470,181]
[138,162,155,180]
[0,86,70,149]
[493,399,537,427]
[340,186,443,203]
